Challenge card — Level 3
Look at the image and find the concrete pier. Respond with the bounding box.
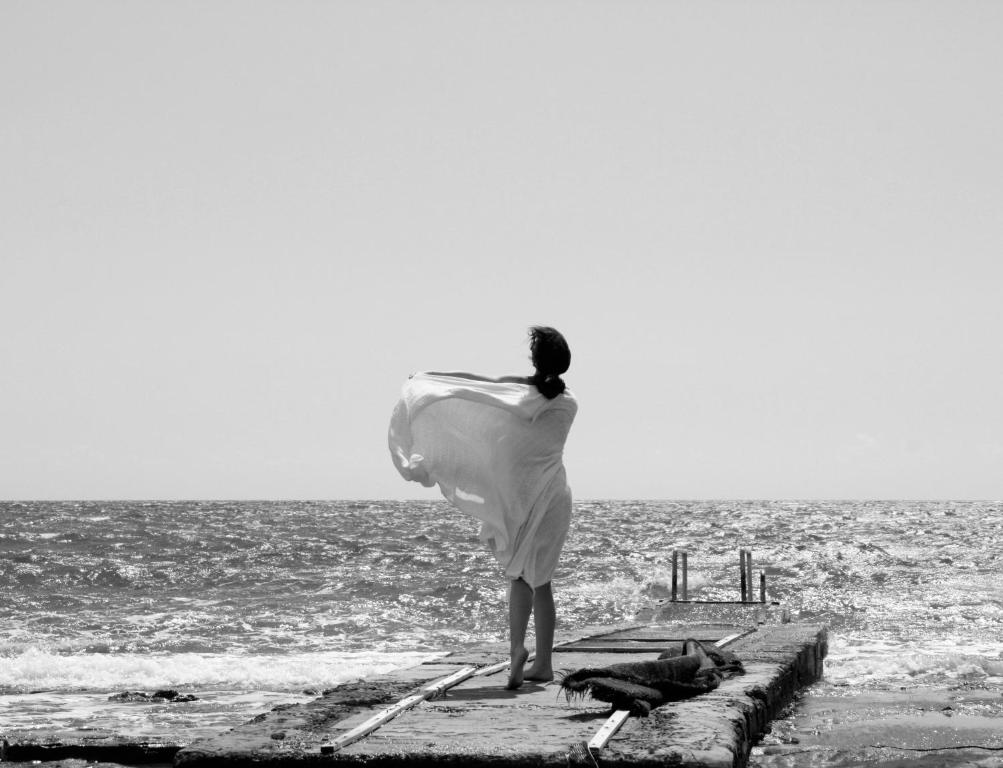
[173,607,826,768]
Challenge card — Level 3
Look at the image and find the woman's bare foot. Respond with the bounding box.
[523,661,553,683]
[505,647,530,689]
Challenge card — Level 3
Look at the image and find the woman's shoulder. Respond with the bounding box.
[544,387,578,413]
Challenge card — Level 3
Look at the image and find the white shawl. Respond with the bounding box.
[388,373,578,587]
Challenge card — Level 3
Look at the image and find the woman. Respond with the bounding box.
[388,326,577,688]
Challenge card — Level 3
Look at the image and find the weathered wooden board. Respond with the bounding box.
[590,624,754,641]
[554,623,753,652]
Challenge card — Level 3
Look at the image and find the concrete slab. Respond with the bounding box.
[171,620,827,768]
[752,685,1003,768]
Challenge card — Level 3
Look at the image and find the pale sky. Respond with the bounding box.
[2,1,1001,500]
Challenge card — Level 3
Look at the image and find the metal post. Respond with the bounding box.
[671,549,678,602]
[681,551,688,601]
[745,550,754,604]
[759,571,766,603]
[739,549,747,602]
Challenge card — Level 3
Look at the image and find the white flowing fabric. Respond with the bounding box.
[388,373,578,588]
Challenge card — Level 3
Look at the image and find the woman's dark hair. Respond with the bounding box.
[528,326,570,399]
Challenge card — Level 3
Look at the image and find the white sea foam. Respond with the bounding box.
[826,633,1003,684]
[0,689,319,740]
[0,649,443,693]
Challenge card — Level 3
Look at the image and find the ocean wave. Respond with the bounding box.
[825,634,1003,684]
[0,649,443,694]
[4,500,1003,698]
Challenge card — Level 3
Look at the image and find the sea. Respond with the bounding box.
[2,500,1002,754]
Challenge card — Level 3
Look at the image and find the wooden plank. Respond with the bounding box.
[587,625,751,641]
[556,636,739,652]
[320,666,477,754]
[587,709,630,750]
[555,644,681,653]
[715,628,757,647]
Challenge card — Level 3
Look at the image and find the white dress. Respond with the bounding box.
[388,373,578,588]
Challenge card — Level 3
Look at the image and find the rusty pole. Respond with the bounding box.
[739,549,748,602]
[671,549,678,602]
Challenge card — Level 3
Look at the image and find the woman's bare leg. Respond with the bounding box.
[524,581,555,681]
[506,578,533,689]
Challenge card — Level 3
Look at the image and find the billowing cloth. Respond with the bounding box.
[388,373,578,588]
